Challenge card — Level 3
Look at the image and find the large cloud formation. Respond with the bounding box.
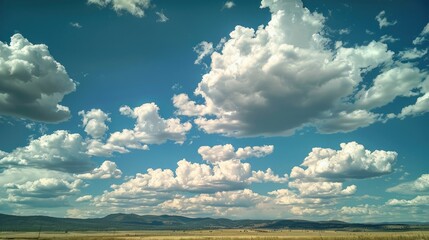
[290,142,397,180]
[0,130,92,173]
[0,34,76,122]
[174,0,428,137]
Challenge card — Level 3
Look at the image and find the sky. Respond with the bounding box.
[0,0,428,222]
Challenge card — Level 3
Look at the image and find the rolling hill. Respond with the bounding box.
[0,213,426,232]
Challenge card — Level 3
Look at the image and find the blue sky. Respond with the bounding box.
[0,0,428,222]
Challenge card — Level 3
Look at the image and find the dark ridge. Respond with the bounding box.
[0,213,427,232]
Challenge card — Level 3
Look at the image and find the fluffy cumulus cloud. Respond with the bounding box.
[340,204,380,216]
[5,178,83,207]
[92,156,287,210]
[290,142,397,180]
[268,189,324,205]
[79,109,111,139]
[76,195,93,202]
[0,130,92,173]
[0,34,76,122]
[198,144,273,163]
[117,103,191,145]
[387,174,429,194]
[288,181,356,198]
[88,0,151,17]
[75,160,122,179]
[174,0,428,137]
[0,166,88,210]
[386,195,429,206]
[375,10,397,29]
[0,130,129,211]
[249,168,288,183]
[87,103,191,156]
[160,189,267,216]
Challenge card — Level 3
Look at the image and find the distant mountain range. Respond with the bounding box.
[0,213,427,231]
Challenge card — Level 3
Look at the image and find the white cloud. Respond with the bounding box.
[193,41,213,65]
[75,160,122,179]
[288,181,356,198]
[335,41,393,72]
[173,93,211,116]
[375,10,397,28]
[86,138,130,156]
[290,142,397,180]
[386,195,429,206]
[387,174,429,194]
[379,34,398,43]
[398,92,429,118]
[397,76,429,118]
[340,204,380,216]
[315,110,378,134]
[0,167,73,186]
[290,206,331,216]
[5,178,83,207]
[0,130,92,173]
[70,22,82,28]
[93,157,287,209]
[76,195,93,202]
[223,1,235,9]
[356,65,424,110]
[198,144,273,163]
[398,48,428,60]
[268,189,323,205]
[87,103,191,156]
[338,28,350,35]
[161,189,266,214]
[174,0,426,137]
[79,109,111,139]
[0,34,76,122]
[0,150,7,159]
[156,10,169,23]
[413,22,429,45]
[113,103,191,145]
[249,168,288,183]
[88,0,151,17]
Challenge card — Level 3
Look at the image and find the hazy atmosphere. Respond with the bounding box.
[0,0,428,223]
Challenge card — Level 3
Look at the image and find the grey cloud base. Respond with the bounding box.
[0,34,76,123]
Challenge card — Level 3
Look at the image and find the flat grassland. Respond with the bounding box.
[1,229,429,240]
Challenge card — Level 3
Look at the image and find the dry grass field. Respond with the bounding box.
[1,229,429,240]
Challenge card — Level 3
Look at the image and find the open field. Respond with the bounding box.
[1,229,429,240]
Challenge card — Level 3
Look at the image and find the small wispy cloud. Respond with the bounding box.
[379,34,399,43]
[339,28,350,35]
[365,29,374,35]
[193,41,214,65]
[223,1,235,10]
[413,22,429,45]
[70,22,82,29]
[375,10,397,29]
[156,10,169,23]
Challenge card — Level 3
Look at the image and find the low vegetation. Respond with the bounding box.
[1,229,429,240]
